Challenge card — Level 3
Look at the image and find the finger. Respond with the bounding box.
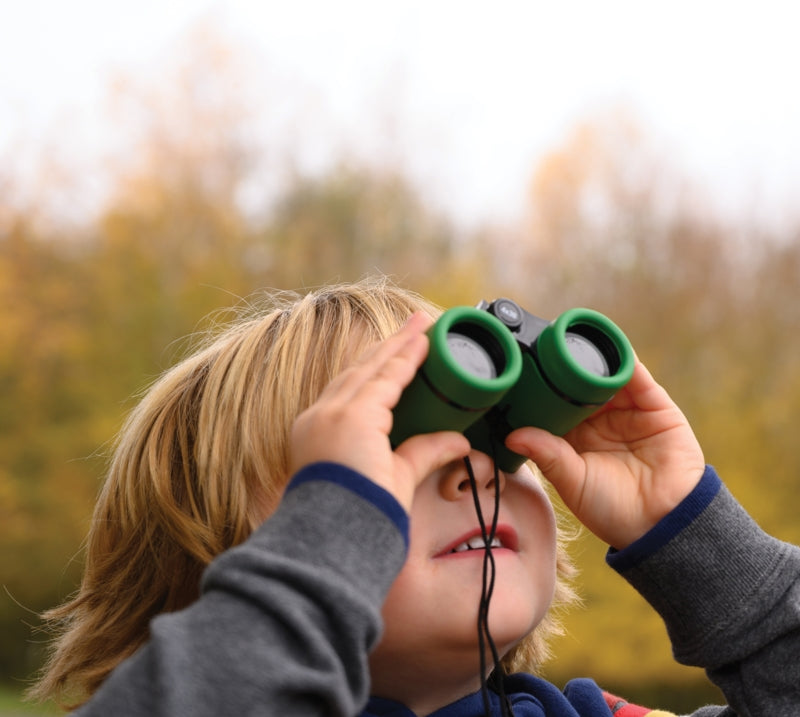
[395,431,471,488]
[505,426,588,503]
[351,340,433,418]
[345,312,433,401]
[321,312,432,403]
[613,359,674,413]
[352,311,432,369]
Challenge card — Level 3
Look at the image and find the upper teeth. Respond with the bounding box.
[451,536,503,553]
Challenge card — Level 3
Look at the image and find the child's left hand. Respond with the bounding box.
[505,359,706,550]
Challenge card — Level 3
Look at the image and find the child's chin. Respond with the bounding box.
[487,600,547,648]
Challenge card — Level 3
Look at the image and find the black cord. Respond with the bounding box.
[463,455,514,717]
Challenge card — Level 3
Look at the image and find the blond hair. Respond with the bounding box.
[30,277,577,708]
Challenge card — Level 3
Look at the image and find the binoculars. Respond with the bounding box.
[390,298,635,473]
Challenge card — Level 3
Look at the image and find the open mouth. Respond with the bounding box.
[450,535,504,553]
[436,526,519,557]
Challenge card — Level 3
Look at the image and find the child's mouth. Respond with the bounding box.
[449,535,504,553]
[435,526,519,557]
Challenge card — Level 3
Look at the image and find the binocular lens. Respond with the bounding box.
[446,322,507,380]
[564,324,621,378]
[446,333,497,379]
[389,307,522,448]
[537,309,633,406]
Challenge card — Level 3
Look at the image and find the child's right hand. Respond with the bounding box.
[289,312,471,513]
[505,359,706,550]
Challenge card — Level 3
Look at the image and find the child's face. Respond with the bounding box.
[369,450,557,705]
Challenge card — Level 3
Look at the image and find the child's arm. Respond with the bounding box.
[71,314,467,716]
[610,466,800,715]
[73,463,416,716]
[507,359,800,714]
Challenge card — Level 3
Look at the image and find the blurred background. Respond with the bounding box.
[2,1,799,713]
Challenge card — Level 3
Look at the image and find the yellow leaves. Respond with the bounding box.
[0,467,33,547]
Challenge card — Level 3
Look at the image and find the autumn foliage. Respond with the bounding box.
[2,32,799,712]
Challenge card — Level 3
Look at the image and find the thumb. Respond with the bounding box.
[395,431,471,487]
[505,426,586,500]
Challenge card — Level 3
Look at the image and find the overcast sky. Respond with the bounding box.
[2,0,799,229]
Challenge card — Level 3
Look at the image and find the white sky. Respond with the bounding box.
[2,0,799,229]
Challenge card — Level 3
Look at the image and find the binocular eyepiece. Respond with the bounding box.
[390,298,635,472]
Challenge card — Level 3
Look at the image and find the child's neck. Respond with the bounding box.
[370,659,486,716]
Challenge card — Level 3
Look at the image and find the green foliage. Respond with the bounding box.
[265,164,456,289]
[0,683,60,714]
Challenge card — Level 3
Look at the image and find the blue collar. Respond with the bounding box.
[364,674,613,716]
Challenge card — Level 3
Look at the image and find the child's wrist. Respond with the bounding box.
[288,462,410,547]
[607,465,721,571]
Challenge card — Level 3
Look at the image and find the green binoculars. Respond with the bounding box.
[390,298,635,473]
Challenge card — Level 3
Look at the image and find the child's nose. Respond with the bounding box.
[438,450,506,501]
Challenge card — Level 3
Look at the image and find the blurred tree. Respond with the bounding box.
[263,162,456,290]
[101,21,270,311]
[0,220,104,680]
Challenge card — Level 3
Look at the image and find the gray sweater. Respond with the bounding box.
[73,464,800,716]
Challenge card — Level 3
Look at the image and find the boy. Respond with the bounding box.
[32,281,800,715]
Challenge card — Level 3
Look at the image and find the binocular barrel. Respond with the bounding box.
[390,299,635,473]
[390,306,522,441]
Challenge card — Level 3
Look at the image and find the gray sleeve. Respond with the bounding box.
[73,475,407,717]
[618,482,800,717]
